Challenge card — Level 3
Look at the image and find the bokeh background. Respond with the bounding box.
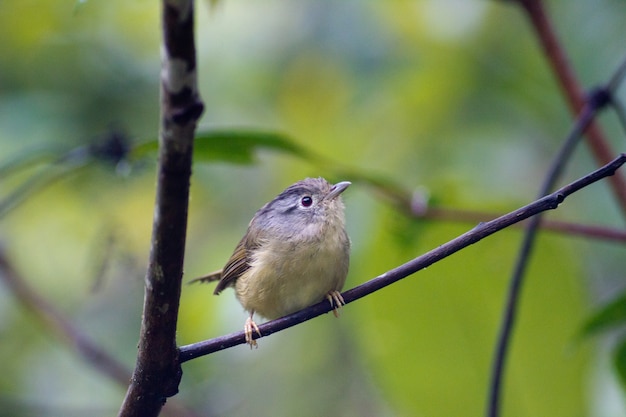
[1,0,626,416]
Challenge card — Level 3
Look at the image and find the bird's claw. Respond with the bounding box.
[244,316,261,349]
[326,291,345,318]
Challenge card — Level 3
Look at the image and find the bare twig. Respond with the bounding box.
[0,248,201,417]
[118,1,204,416]
[485,50,626,417]
[420,207,626,243]
[303,142,626,244]
[517,0,626,214]
[486,87,605,417]
[179,153,626,362]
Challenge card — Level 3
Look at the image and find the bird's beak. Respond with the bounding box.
[326,181,351,200]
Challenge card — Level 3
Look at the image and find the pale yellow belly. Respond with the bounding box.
[234,238,349,320]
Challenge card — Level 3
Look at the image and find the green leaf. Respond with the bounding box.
[128,129,415,213]
[130,129,314,165]
[580,292,626,338]
[193,129,311,164]
[128,139,158,161]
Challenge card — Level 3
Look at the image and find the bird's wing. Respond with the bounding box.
[186,237,252,293]
[213,228,263,295]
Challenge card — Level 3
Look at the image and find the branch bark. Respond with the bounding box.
[118,1,203,416]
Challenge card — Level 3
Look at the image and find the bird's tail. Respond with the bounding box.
[188,270,222,285]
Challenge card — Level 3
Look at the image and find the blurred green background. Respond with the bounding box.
[1,0,626,416]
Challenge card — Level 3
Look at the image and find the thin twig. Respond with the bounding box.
[0,247,131,385]
[518,0,626,214]
[303,139,626,244]
[306,147,626,244]
[0,247,204,417]
[179,153,626,362]
[418,207,626,243]
[485,52,626,417]
[486,94,598,417]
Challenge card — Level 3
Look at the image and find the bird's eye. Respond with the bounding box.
[300,196,313,207]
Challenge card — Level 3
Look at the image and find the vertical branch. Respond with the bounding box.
[118,1,203,417]
[518,0,626,213]
[486,98,603,417]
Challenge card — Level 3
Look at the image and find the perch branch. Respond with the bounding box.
[179,153,626,362]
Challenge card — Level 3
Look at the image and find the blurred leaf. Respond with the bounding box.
[130,129,415,211]
[127,138,155,159]
[580,292,626,338]
[613,337,626,388]
[194,129,312,164]
[355,231,588,417]
[131,129,312,165]
[191,130,417,212]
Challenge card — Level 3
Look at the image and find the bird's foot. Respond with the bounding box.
[244,316,261,349]
[326,291,345,318]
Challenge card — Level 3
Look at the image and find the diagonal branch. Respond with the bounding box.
[118,1,204,417]
[179,153,626,362]
[0,247,131,386]
[0,248,202,417]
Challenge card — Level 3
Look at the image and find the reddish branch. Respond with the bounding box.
[518,0,626,213]
[422,207,626,243]
[0,248,203,417]
[0,248,131,385]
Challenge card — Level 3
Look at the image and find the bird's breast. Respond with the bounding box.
[234,222,349,320]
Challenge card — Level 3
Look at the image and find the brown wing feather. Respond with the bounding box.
[213,221,265,295]
[213,240,249,294]
[191,210,265,295]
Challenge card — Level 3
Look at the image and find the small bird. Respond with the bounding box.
[191,177,351,348]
